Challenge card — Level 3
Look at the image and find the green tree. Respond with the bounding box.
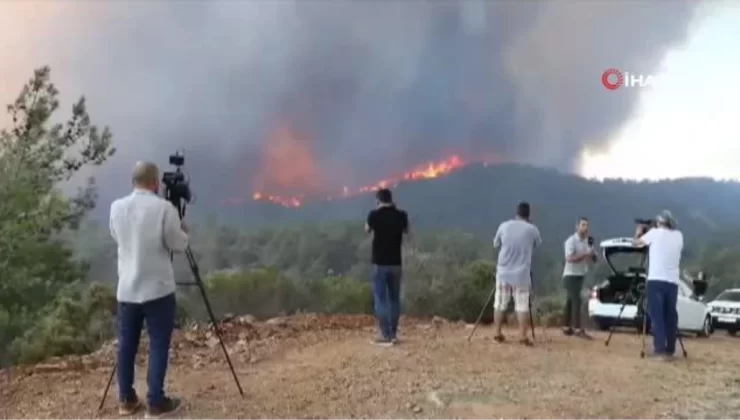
[0,66,115,361]
[10,282,116,364]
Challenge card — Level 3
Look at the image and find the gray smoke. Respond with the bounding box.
[0,0,701,205]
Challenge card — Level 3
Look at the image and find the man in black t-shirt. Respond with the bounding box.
[365,188,409,346]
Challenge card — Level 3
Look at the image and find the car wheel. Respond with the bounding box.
[698,315,712,338]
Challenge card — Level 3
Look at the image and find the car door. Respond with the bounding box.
[676,280,703,330]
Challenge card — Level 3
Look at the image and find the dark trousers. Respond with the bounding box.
[646,280,678,355]
[117,293,176,406]
[372,265,402,339]
[562,275,584,329]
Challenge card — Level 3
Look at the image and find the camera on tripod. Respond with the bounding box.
[162,150,192,217]
[98,150,245,408]
[634,218,656,236]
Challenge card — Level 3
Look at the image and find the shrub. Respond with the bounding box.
[453,260,496,323]
[308,276,373,314]
[202,268,305,319]
[199,269,375,319]
[533,293,565,326]
[10,282,116,364]
[402,259,495,323]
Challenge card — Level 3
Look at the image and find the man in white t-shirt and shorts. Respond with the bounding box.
[633,210,683,361]
[492,202,542,346]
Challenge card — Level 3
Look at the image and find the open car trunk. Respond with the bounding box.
[596,239,647,305]
[597,275,644,305]
[594,238,709,307]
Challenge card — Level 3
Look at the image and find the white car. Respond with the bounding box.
[707,288,740,335]
[587,237,713,337]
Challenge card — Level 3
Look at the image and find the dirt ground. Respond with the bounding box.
[2,314,740,419]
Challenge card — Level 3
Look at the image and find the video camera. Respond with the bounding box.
[162,150,192,218]
[634,218,656,236]
[588,236,594,247]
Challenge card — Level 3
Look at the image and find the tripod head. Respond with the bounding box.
[162,150,192,219]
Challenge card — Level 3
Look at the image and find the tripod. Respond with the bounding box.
[604,276,644,347]
[638,289,688,359]
[603,278,687,359]
[97,203,244,412]
[467,272,547,343]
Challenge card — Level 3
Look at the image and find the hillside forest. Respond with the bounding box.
[2,67,740,367]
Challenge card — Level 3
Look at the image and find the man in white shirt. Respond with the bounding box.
[492,202,542,346]
[633,210,683,361]
[109,161,188,417]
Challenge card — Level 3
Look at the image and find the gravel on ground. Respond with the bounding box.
[2,314,739,419]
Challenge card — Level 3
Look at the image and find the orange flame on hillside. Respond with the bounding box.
[249,154,469,207]
[246,124,323,207]
[251,191,302,208]
[221,122,495,208]
[356,154,466,194]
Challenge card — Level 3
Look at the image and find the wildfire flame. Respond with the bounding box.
[221,122,497,208]
[236,124,324,208]
[249,154,470,207]
[251,191,302,208]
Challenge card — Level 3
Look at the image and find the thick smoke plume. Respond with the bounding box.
[0,0,700,207]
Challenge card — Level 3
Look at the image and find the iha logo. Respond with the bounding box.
[601,68,624,90]
[601,68,658,90]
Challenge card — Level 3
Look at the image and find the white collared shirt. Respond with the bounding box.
[563,233,591,277]
[109,188,189,303]
[640,227,683,284]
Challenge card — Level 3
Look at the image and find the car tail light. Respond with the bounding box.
[590,287,599,299]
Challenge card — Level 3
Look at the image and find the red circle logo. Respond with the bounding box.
[602,68,623,90]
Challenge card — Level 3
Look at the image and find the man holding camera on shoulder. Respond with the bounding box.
[109,161,189,417]
[562,217,597,338]
[632,210,683,361]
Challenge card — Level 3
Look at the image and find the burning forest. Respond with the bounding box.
[220,123,497,208]
[250,154,475,208]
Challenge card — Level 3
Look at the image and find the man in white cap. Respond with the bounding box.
[633,210,683,361]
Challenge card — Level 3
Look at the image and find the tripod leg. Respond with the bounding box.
[183,247,244,396]
[605,293,631,347]
[97,363,117,412]
[528,296,536,342]
[538,305,549,341]
[640,314,647,358]
[640,297,648,358]
[677,333,688,358]
[467,285,496,342]
[528,273,537,341]
[197,281,245,396]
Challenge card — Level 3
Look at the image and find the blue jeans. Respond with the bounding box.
[646,280,678,355]
[117,293,176,406]
[372,265,402,340]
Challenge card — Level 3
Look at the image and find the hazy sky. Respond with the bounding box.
[580,1,740,181]
[0,0,734,189]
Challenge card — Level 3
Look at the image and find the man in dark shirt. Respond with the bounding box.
[365,188,409,346]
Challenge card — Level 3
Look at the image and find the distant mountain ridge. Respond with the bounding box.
[185,163,740,247]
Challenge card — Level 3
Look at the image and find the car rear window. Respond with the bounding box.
[716,291,740,302]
